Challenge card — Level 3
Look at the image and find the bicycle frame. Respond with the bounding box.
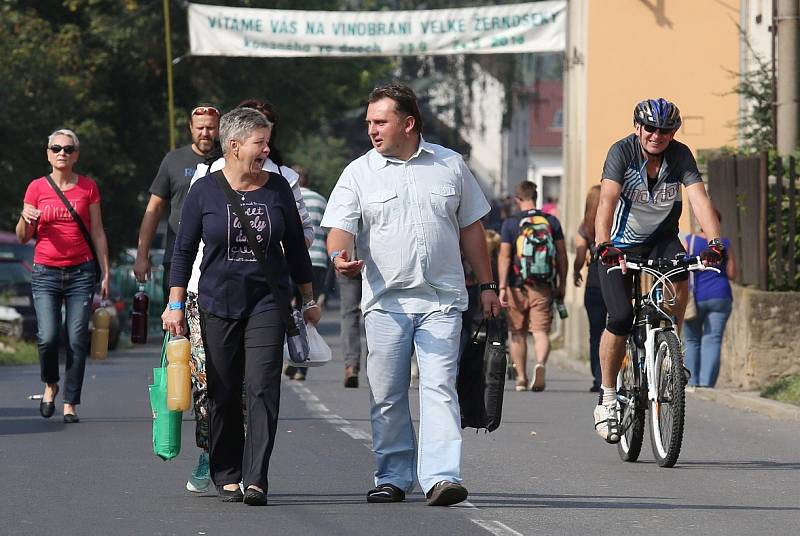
[611,256,720,405]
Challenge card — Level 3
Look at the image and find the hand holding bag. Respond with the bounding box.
[148,334,182,460]
[214,174,310,365]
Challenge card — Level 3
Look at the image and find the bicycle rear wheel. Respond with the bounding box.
[617,340,645,462]
[649,331,685,467]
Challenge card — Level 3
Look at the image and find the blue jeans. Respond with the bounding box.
[31,261,95,405]
[683,298,732,388]
[364,309,463,494]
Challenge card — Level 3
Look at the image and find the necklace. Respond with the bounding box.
[234,189,247,201]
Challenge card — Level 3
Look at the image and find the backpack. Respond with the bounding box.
[513,210,556,285]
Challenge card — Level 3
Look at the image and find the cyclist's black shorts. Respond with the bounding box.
[599,235,688,336]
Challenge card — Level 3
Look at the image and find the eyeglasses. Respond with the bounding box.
[49,144,77,154]
[191,106,220,117]
[642,124,676,135]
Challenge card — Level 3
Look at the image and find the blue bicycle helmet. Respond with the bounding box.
[633,98,682,130]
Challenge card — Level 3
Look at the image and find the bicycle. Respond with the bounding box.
[610,255,720,468]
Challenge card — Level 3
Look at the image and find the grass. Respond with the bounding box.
[0,337,39,365]
[761,375,800,407]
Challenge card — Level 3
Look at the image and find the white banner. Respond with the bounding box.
[188,2,565,58]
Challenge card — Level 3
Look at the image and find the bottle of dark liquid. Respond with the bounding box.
[131,284,149,344]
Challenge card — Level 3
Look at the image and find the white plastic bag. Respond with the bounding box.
[283,322,331,367]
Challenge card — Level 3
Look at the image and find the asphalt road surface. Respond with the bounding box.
[2,311,798,536]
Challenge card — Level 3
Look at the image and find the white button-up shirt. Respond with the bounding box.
[321,139,489,314]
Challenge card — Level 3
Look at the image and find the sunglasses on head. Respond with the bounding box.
[641,124,675,135]
[191,106,220,117]
[49,144,77,154]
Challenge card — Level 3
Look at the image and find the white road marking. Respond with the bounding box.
[289,382,371,448]
[472,520,525,536]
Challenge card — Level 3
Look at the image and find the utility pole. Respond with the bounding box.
[163,0,176,151]
[776,0,799,156]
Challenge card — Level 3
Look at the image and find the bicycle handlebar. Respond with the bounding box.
[608,255,721,274]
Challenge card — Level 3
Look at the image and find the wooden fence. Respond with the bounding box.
[705,153,798,290]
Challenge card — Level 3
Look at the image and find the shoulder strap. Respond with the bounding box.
[44,174,97,261]
[214,173,298,335]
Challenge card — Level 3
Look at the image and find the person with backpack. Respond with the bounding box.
[497,181,567,392]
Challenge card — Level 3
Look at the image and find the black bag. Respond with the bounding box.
[457,317,507,432]
[44,174,101,284]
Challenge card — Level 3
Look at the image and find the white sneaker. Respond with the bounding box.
[530,364,546,392]
[186,452,211,493]
[593,403,620,444]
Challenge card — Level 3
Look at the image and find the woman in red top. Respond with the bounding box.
[15,128,110,423]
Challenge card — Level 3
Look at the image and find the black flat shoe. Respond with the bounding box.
[39,385,59,419]
[243,487,267,506]
[63,413,80,424]
[217,485,244,502]
[366,483,405,503]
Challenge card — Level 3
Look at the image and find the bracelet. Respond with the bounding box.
[479,282,499,293]
[330,251,341,264]
[168,301,185,311]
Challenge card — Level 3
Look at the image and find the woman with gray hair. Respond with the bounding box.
[15,128,110,424]
[164,107,318,506]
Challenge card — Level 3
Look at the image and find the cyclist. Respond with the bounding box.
[593,98,726,443]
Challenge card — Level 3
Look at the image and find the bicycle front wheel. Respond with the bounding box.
[617,340,645,462]
[649,331,686,467]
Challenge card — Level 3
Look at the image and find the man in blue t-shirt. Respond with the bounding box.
[592,98,726,444]
[498,181,567,393]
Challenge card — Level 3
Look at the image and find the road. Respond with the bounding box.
[1,310,798,536]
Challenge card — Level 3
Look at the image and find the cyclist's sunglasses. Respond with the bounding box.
[191,106,220,117]
[641,124,676,135]
[49,144,77,154]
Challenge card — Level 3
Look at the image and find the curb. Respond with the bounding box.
[549,349,800,422]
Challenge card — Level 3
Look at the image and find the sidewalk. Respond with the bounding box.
[549,348,800,421]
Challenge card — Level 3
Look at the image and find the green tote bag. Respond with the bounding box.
[148,334,182,460]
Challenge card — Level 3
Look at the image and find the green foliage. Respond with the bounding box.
[286,127,349,198]
[761,374,800,406]
[727,30,773,153]
[1,0,395,256]
[0,337,39,366]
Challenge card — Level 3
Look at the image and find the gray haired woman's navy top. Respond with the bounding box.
[170,170,313,319]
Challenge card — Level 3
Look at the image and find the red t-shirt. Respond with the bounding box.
[23,175,101,267]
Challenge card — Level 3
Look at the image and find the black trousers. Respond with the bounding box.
[199,307,285,490]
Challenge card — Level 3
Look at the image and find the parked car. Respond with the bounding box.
[0,258,35,340]
[0,231,34,269]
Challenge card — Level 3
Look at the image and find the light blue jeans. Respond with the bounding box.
[364,309,463,494]
[683,298,733,388]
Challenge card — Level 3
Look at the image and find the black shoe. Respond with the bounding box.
[284,365,297,378]
[426,481,468,506]
[344,366,359,388]
[243,487,267,506]
[217,485,244,502]
[63,413,80,424]
[589,385,601,393]
[366,483,405,503]
[39,384,58,419]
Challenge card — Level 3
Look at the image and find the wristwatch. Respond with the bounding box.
[479,282,499,293]
[330,251,342,264]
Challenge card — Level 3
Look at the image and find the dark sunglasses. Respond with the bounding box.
[642,124,675,135]
[49,144,77,154]
[191,106,220,117]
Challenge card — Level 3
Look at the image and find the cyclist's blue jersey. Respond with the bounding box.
[602,134,703,249]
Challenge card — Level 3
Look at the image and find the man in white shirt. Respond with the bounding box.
[322,82,500,506]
